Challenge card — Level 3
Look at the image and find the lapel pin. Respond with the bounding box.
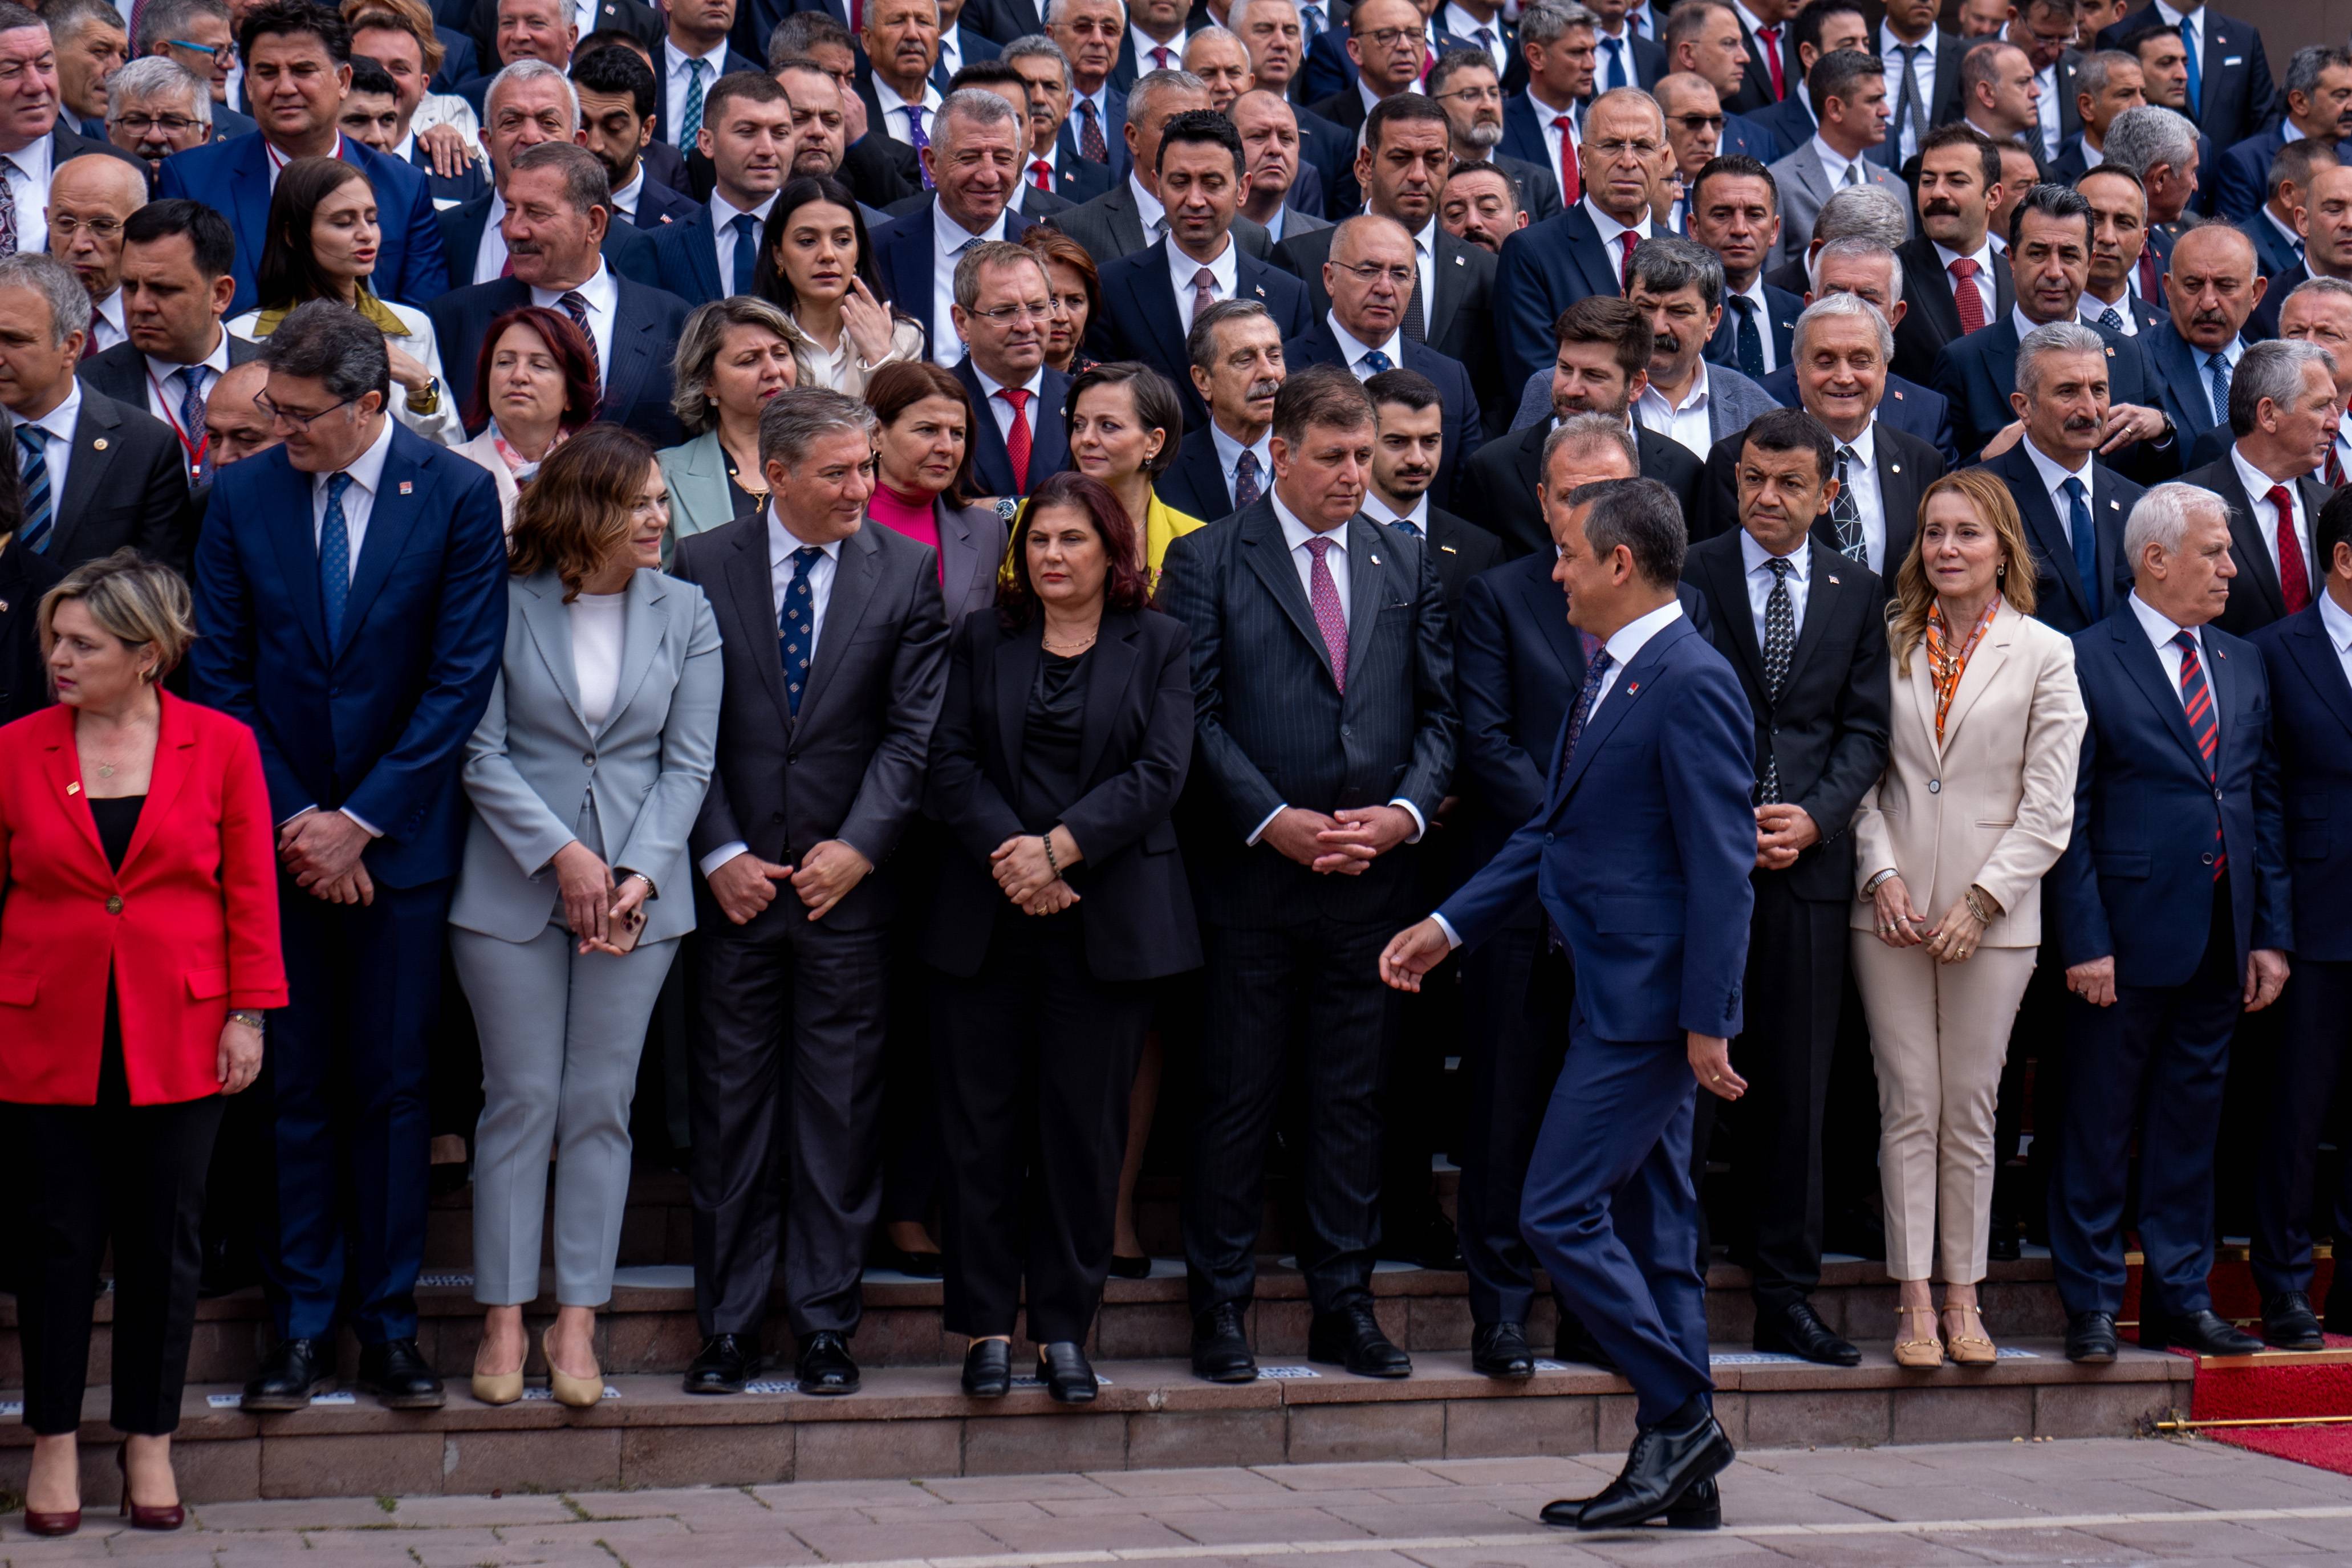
[1441,543,1458,555]
[1893,388,1906,400]
[1827,574,1842,584]
[1369,553,1381,565]
[1453,254,1465,266]
[66,781,78,795]
[92,437,105,450]
[1253,284,1265,297]
[1626,681,1640,695]
[399,481,413,494]
[1891,463,1901,474]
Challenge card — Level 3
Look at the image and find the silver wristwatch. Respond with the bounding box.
[228,1009,267,1037]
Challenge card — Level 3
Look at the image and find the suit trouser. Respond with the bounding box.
[689,903,891,1340]
[1522,1018,1714,1430]
[879,824,947,1232]
[2049,891,2243,1319]
[2252,959,2352,1299]
[1183,915,1392,1316]
[1851,937,2037,1283]
[269,875,449,1344]
[452,923,679,1307]
[931,913,1152,1343]
[3,1058,222,1436]
[1457,919,1573,1325]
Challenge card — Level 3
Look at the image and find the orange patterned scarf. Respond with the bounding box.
[1925,598,1998,743]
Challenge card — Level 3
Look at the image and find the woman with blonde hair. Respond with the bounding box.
[1849,464,2086,1369]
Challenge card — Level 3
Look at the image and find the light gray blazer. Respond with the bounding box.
[657,429,740,565]
[450,567,725,946]
[936,498,1008,629]
[1766,143,1910,273]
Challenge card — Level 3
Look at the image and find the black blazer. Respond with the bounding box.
[78,333,264,424]
[0,535,62,725]
[1689,420,1943,589]
[669,509,950,932]
[1154,498,1458,927]
[1411,506,1504,610]
[2094,5,2277,153]
[2179,455,2333,639]
[1087,237,1314,430]
[433,191,664,290]
[1269,221,1506,425]
[1891,233,2014,386]
[429,275,693,445]
[1983,441,2142,635]
[1281,323,1482,509]
[42,391,196,575]
[1155,428,1239,523]
[1456,416,1703,559]
[1681,532,1892,902]
[922,607,1201,981]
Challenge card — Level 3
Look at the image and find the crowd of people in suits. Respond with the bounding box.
[6,0,2352,1540]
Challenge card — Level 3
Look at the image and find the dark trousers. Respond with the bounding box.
[1183,914,1392,1316]
[879,824,946,1233]
[1719,876,1845,1311]
[270,876,448,1343]
[932,913,1151,1342]
[1993,935,2070,1242]
[4,1080,223,1436]
[2049,889,2243,1319]
[2252,958,2352,1298]
[1457,920,1573,1324]
[688,901,890,1340]
[1523,1018,1713,1429]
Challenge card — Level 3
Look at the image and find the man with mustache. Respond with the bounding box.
[1628,232,1780,460]
[2138,222,2268,463]
[1363,365,1501,604]
[1161,295,1286,519]
[1439,159,1527,254]
[1890,123,2012,384]
[859,0,946,156]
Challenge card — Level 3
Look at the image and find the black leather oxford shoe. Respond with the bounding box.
[1470,1321,1534,1379]
[1038,1342,1098,1403]
[358,1339,445,1409]
[2064,1311,2118,1364]
[1567,1408,1734,1531]
[1545,1475,1720,1530]
[2262,1291,2326,1351]
[1191,1303,1257,1383]
[1307,1303,1411,1378]
[1754,1299,1862,1367]
[242,1338,336,1412]
[961,1339,1012,1397]
[683,1333,757,1395]
[2142,1309,2262,1358]
[795,1331,861,1394]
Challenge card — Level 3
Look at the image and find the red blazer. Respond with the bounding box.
[0,690,289,1105]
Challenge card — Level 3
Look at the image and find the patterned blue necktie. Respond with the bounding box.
[1388,514,1421,537]
[1233,448,1261,508]
[730,212,759,296]
[2206,351,2233,427]
[319,472,354,646]
[14,423,50,552]
[2063,475,2098,619]
[1561,649,1614,771]
[1360,349,1393,373]
[778,544,824,716]
[180,365,212,481]
[1729,294,1764,378]
[680,58,708,148]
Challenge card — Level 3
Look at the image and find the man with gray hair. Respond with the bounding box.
[869,87,1037,363]
[948,238,1070,491]
[1043,0,1128,174]
[2046,476,2288,1367]
[1161,293,1285,518]
[1760,178,1906,294]
[0,249,188,570]
[2212,44,2352,225]
[2179,336,2341,637]
[104,55,214,167]
[46,0,125,140]
[668,383,950,1401]
[2268,274,2352,482]
[1756,235,1957,464]
[2101,103,2201,278]
[1002,33,1115,200]
[188,296,507,1415]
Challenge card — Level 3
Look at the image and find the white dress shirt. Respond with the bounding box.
[2331,408,2352,485]
[87,289,125,355]
[1132,23,1190,76]
[1372,490,1431,535]
[1582,194,1651,287]
[2033,59,2062,160]
[527,260,619,388]
[309,411,395,572]
[10,374,78,514]
[610,164,646,222]
[2128,587,2207,700]
[1880,23,1938,165]
[1932,238,1997,326]
[142,330,233,454]
[472,191,510,284]
[1210,418,1272,509]
[709,189,779,293]
[1810,132,1861,193]
[1405,216,1439,341]
[931,203,1009,366]
[2155,1,2203,84]
[1327,307,1405,379]
[936,23,965,82]
[1828,420,1885,572]
[1167,230,1240,334]
[1356,71,1424,116]
[2319,588,2352,693]
[1592,21,1640,94]
[972,359,1047,447]
[1724,277,1779,374]
[1741,527,1810,642]
[2196,335,2247,425]
[2232,443,2318,591]
[1127,170,1168,241]
[1635,359,1713,458]
[874,76,947,155]
[1529,90,1581,190]
[664,36,733,149]
[1733,0,1787,84]
[2079,288,2138,335]
[1447,3,1511,74]
[1071,85,1115,153]
[2024,430,2097,550]
[699,505,846,877]
[1,132,54,254]
[570,590,627,728]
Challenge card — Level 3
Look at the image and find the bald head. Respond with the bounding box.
[205,360,279,466]
[47,153,147,304]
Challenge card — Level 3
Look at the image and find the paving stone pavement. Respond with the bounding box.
[7,1437,2352,1566]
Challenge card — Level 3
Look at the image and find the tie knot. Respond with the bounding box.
[1766,555,1790,580]
[1728,294,1753,315]
[1360,349,1392,373]
[2174,629,2198,655]
[1193,266,1216,288]
[732,212,758,237]
[997,387,1030,412]
[2269,484,2295,514]
[1948,257,1979,281]
[1079,99,1098,119]
[1305,534,1335,560]
[793,544,823,566]
[1551,113,1573,132]
[327,472,354,502]
[2099,306,2124,330]
[1390,515,1420,537]
[14,422,41,448]
[183,364,209,395]
[2062,475,2086,501]
[559,290,588,311]
[1757,23,1777,39]
[689,56,708,77]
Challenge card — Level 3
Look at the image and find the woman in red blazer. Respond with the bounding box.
[0,552,286,1537]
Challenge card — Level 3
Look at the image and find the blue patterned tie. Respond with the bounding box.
[180,365,211,481]
[778,544,823,716]
[2063,475,2098,619]
[730,212,759,296]
[2206,351,2232,427]
[1360,349,1392,373]
[1729,295,1764,378]
[907,104,935,189]
[14,423,50,552]
[1388,514,1421,537]
[1561,649,1614,770]
[680,58,708,147]
[319,472,354,646]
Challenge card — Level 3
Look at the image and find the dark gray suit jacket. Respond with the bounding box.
[1154,497,1458,927]
[669,510,950,930]
[43,390,197,575]
[79,333,263,413]
[1270,220,1506,421]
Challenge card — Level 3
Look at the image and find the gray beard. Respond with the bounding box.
[1465,121,1504,151]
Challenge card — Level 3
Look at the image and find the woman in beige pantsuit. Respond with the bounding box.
[1849,468,2086,1370]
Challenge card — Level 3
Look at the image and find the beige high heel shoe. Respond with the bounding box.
[471,1341,525,1406]
[1942,1304,1998,1367]
[1894,1304,1945,1368]
[543,1327,604,1409]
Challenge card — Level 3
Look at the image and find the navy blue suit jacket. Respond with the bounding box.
[185,422,508,888]
[626,172,703,229]
[1282,323,1482,509]
[1056,88,1128,181]
[407,139,488,208]
[1154,430,1234,523]
[2139,319,2235,458]
[1437,610,1755,1042]
[428,274,692,444]
[2095,6,2278,153]
[1089,238,1313,430]
[157,132,450,315]
[433,191,663,290]
[1980,441,2142,635]
[870,200,1035,361]
[2213,127,2352,223]
[2249,604,2352,960]
[2050,605,2290,984]
[1756,364,1956,466]
[1929,314,2148,461]
[1738,96,1814,161]
[1048,142,1116,202]
[1494,201,1624,396]
[951,356,1071,498]
[1703,282,1800,377]
[2239,208,2305,283]
[648,203,761,303]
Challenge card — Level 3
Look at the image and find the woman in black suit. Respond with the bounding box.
[924,470,1199,1404]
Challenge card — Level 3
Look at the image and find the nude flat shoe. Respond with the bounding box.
[1943,1306,1998,1367]
[1894,1305,1945,1369]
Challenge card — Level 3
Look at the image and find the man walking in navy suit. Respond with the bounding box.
[189,302,507,1413]
[1384,472,1754,1532]
[2048,481,2291,1366]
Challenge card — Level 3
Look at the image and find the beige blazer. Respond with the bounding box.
[1849,599,2087,948]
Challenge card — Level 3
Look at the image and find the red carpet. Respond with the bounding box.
[2127,1257,2352,1476]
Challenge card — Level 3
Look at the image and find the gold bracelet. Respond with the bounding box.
[405,380,440,415]
[1964,885,1994,925]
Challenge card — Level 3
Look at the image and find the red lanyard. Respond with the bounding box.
[147,364,210,475]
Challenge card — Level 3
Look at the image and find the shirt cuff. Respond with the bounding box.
[339,808,383,839]
[699,842,750,880]
[1246,804,1288,846]
[1390,798,1427,844]
[1431,912,1463,950]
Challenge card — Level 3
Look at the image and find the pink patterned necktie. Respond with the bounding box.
[1305,534,1348,692]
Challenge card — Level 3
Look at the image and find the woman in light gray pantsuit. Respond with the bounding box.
[449,426,724,1409]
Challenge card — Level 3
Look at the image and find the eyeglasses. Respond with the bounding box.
[167,38,232,63]
[254,392,354,431]
[111,112,204,135]
[1359,26,1421,47]
[49,214,124,239]
[1333,261,1416,287]
[972,299,1054,323]
[1669,113,1726,132]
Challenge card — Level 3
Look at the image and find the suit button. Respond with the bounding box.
[2216,789,2225,802]
[582,753,595,766]
[1341,725,1352,738]
[1543,833,1555,845]
[2202,851,2216,865]
[105,895,122,914]
[1927,779,1940,794]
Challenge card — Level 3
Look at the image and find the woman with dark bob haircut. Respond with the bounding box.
[1019,225,1099,377]
[448,304,602,528]
[863,360,1008,625]
[752,174,925,395]
[1059,361,1203,590]
[920,470,1200,1405]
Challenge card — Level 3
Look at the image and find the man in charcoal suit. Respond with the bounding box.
[2179,339,2340,640]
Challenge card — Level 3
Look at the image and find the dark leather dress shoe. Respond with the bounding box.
[1038,1342,1098,1403]
[2264,1291,2327,1351]
[1539,1475,1719,1530]
[2142,1309,2263,1358]
[1379,1210,1465,1271]
[1191,1303,1257,1383]
[2065,1311,2118,1364]
[1307,1304,1411,1378]
[1106,1254,1153,1280]
[1554,1309,1619,1372]
[1754,1299,1862,1367]
[242,1338,336,1412]
[1471,1321,1534,1379]
[1565,1408,1734,1531]
[358,1339,445,1409]
[796,1331,861,1394]
[683,1334,756,1395]
[961,1339,1012,1397]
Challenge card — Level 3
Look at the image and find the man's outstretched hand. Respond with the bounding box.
[1380,918,1454,992]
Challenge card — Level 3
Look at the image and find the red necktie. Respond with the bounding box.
[998,387,1033,493]
[2269,484,2313,612]
[1151,44,1172,70]
[1949,257,1986,333]
[2329,445,2346,489]
[1030,157,1052,192]
[1757,24,1786,100]
[1551,115,1580,203]
[1618,232,1637,293]
[2137,245,2160,306]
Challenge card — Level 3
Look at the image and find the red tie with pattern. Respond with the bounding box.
[1551,115,1580,203]
[1305,534,1348,692]
[2268,484,2313,613]
[2174,631,2225,880]
[998,387,1033,493]
[1757,24,1786,100]
[1948,256,1986,333]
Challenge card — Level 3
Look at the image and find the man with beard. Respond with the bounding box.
[1233,87,1331,243]
[571,42,697,229]
[1690,154,1797,379]
[1440,159,1526,253]
[1364,365,1502,602]
[2139,221,2267,463]
[1628,234,1780,461]
[1161,296,1287,519]
[1429,48,1561,222]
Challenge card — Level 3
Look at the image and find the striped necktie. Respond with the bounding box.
[14,423,49,551]
[2172,631,2224,879]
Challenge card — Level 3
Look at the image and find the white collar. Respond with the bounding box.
[1734,0,1778,34]
[1375,490,1431,531]
[2024,429,2094,489]
[318,411,395,494]
[1644,357,1710,414]
[2320,586,2352,651]
[2200,335,2247,369]
[1602,596,1684,668]
[2266,206,2302,246]
[1582,194,1650,248]
[1932,237,1996,277]
[1326,306,1403,369]
[665,34,731,74]
[391,129,416,163]
[1273,486,1344,552]
[2232,440,2306,503]
[2155,0,2199,30]
[1127,171,1166,235]
[2009,303,2079,341]
[711,187,778,232]
[1130,22,1189,67]
[9,373,76,434]
[92,288,124,337]
[527,257,616,312]
[611,164,644,213]
[1443,2,1499,35]
[1527,84,1578,121]
[1810,132,1855,184]
[0,134,55,182]
[971,359,1045,401]
[1880,21,1935,54]
[1830,418,1875,465]
[1210,419,1270,469]
[872,75,944,121]
[936,201,1008,251]
[766,499,846,561]
[1740,528,1809,579]
[145,326,231,382]
[2128,587,2199,651]
[1168,228,1238,287]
